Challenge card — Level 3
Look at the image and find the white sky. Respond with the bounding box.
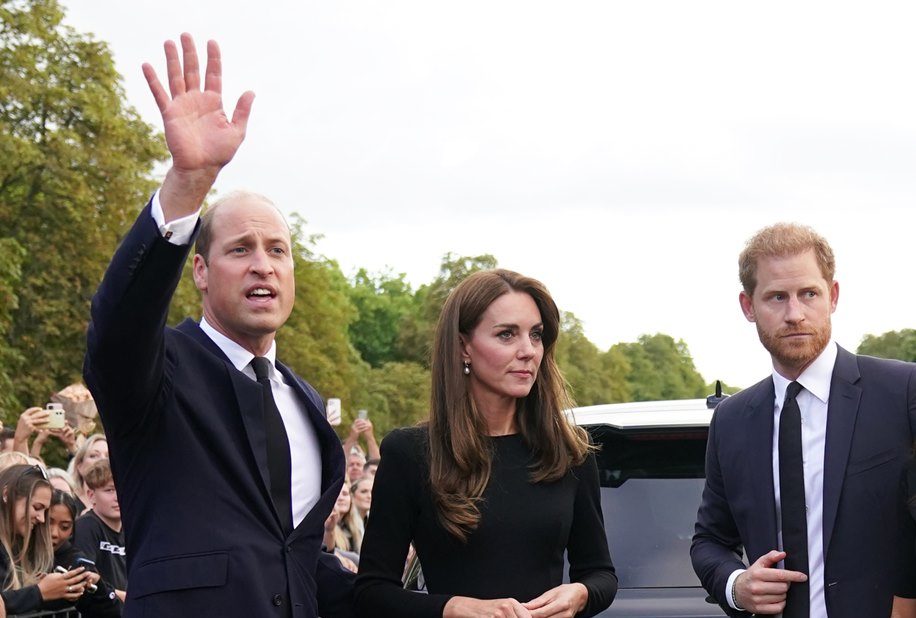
[62,1,915,388]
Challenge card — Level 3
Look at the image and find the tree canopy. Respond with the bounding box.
[857,329,916,362]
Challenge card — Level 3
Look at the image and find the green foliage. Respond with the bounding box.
[0,238,26,414]
[857,329,916,362]
[347,269,418,368]
[555,312,630,405]
[0,0,166,421]
[612,333,707,401]
[349,361,430,438]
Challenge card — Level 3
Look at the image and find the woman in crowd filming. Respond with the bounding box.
[0,464,90,613]
[355,269,617,618]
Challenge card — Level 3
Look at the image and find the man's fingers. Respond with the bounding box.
[231,90,256,131]
[181,32,201,91]
[753,550,786,569]
[203,39,222,94]
[164,39,185,99]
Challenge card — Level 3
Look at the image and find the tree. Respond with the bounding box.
[857,329,916,362]
[0,0,165,419]
[555,312,630,405]
[347,268,418,368]
[613,333,707,401]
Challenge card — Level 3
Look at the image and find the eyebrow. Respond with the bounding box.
[490,322,544,330]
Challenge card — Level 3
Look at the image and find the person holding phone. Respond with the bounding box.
[355,269,617,618]
[0,464,92,614]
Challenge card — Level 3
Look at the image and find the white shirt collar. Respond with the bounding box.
[772,340,837,406]
[199,316,277,375]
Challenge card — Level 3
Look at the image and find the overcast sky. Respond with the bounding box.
[62,1,916,389]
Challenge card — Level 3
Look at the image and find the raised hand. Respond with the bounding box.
[142,33,255,219]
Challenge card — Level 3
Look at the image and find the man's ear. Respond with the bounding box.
[86,488,96,507]
[829,280,840,313]
[192,254,208,292]
[739,290,757,323]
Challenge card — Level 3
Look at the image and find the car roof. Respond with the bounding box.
[566,398,714,430]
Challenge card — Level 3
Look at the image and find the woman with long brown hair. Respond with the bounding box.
[355,269,616,617]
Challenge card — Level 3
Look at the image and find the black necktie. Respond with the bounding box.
[251,357,293,535]
[779,381,809,617]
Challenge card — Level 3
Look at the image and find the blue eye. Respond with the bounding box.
[531,330,543,342]
[498,330,514,340]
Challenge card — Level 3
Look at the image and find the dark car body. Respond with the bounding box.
[567,399,727,618]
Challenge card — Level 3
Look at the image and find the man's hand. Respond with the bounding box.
[142,33,255,220]
[734,550,807,614]
[523,583,588,618]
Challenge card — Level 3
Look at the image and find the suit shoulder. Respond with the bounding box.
[856,353,916,378]
[714,375,771,415]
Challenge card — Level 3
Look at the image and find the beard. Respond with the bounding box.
[757,320,832,376]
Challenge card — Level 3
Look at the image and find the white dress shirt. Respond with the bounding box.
[726,342,837,618]
[150,192,323,528]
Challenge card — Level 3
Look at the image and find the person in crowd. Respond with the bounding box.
[47,468,79,497]
[345,448,367,483]
[67,434,108,511]
[323,483,359,572]
[48,490,123,616]
[30,425,79,462]
[0,430,15,454]
[0,453,30,474]
[83,34,352,617]
[362,458,379,479]
[351,477,372,523]
[343,419,380,473]
[74,459,126,602]
[355,269,617,618]
[691,223,916,618]
[0,464,90,614]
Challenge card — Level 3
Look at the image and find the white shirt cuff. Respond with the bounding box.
[150,188,201,246]
[725,568,746,610]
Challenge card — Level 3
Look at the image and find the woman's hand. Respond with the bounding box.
[522,583,588,618]
[444,596,531,618]
[37,568,89,603]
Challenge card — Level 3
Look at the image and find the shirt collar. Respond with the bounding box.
[772,340,837,406]
[200,316,277,374]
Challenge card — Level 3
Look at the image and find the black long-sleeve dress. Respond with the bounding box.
[355,427,617,617]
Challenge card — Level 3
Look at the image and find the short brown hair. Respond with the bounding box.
[83,458,113,491]
[739,222,835,295]
[194,191,283,262]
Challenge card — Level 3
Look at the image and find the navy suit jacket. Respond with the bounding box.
[84,203,354,617]
[691,346,916,617]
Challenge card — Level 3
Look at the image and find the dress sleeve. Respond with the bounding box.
[354,429,452,618]
[567,453,618,617]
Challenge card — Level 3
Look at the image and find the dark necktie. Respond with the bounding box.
[251,357,293,535]
[779,381,809,617]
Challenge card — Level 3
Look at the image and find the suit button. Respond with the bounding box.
[273,594,283,606]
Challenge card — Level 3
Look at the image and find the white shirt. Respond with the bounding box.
[726,342,837,618]
[150,193,323,529]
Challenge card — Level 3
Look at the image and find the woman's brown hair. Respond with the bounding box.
[0,465,53,590]
[428,269,590,542]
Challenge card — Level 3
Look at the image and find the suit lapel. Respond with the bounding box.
[822,346,861,557]
[275,362,346,540]
[744,377,780,551]
[176,320,280,530]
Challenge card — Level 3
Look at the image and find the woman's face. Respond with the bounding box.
[48,503,74,549]
[79,440,108,476]
[352,479,373,513]
[13,485,51,538]
[462,291,545,404]
[335,483,351,515]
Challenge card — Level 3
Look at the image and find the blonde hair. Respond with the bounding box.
[67,434,107,490]
[739,222,835,295]
[0,465,53,590]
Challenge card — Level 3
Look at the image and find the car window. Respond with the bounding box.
[586,425,708,589]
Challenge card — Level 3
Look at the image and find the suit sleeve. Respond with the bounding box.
[898,365,916,598]
[83,201,197,438]
[690,403,751,618]
[354,429,452,618]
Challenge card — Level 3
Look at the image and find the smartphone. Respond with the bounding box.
[45,403,66,430]
[326,398,341,426]
[357,409,369,421]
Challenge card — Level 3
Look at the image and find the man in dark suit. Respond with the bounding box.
[691,222,916,618]
[83,34,353,617]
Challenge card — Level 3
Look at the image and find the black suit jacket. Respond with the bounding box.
[84,203,354,617]
[691,346,916,618]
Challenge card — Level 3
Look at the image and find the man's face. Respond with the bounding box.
[193,198,295,356]
[89,481,120,526]
[739,249,839,380]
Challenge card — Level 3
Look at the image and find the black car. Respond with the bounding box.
[568,398,727,617]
